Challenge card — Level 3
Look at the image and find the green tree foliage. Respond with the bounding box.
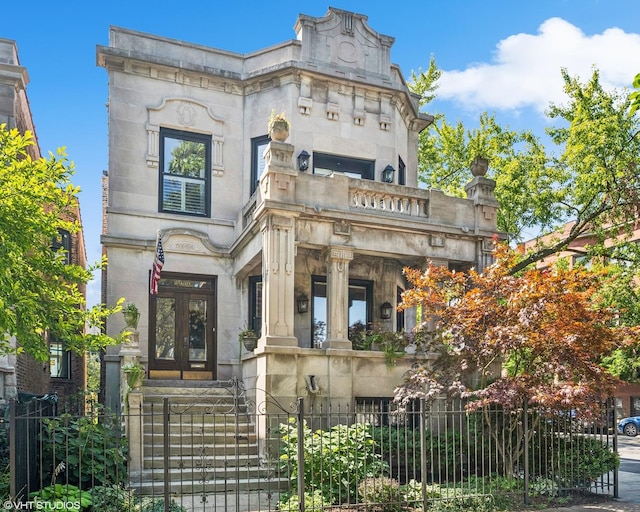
[630,72,640,114]
[0,126,122,360]
[411,68,640,274]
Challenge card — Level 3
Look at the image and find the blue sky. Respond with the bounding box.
[3,0,640,306]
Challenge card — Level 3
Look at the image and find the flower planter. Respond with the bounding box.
[242,336,258,352]
[269,121,289,142]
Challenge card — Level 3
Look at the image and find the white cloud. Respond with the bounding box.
[438,18,640,115]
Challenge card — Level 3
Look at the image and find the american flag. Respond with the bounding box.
[150,233,165,295]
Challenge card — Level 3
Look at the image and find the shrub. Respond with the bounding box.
[279,490,332,512]
[531,435,618,489]
[30,483,92,511]
[279,418,388,504]
[370,426,466,482]
[89,484,137,511]
[358,476,402,512]
[41,409,128,489]
[429,494,496,512]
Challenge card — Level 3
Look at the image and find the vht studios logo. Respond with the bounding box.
[3,500,81,510]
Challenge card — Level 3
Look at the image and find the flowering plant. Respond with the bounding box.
[267,109,290,132]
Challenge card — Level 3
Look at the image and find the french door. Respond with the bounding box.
[149,273,216,380]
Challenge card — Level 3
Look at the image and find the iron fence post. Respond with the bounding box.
[613,398,619,499]
[297,397,305,512]
[420,398,427,511]
[163,397,170,512]
[9,400,15,500]
[523,399,529,505]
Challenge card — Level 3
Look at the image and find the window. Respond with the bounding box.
[249,276,262,336]
[398,157,406,186]
[251,135,270,194]
[50,339,70,379]
[159,128,211,216]
[355,397,419,427]
[396,287,405,332]
[52,229,71,264]
[313,153,375,180]
[311,276,373,347]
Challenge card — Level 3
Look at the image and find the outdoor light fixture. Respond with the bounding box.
[380,301,393,320]
[297,294,310,314]
[297,150,310,171]
[382,165,395,183]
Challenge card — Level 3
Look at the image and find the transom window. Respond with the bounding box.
[313,153,375,180]
[159,128,211,216]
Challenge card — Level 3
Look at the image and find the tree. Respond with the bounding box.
[395,244,637,472]
[411,68,640,273]
[630,72,640,114]
[0,126,122,361]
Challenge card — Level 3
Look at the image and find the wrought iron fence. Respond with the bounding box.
[6,383,619,512]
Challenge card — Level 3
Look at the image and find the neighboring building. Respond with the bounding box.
[0,38,87,403]
[522,221,640,419]
[97,8,501,414]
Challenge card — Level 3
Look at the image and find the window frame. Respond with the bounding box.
[311,275,373,348]
[52,229,71,265]
[251,134,270,194]
[50,338,71,380]
[398,156,406,186]
[312,152,375,180]
[159,127,211,217]
[248,276,262,337]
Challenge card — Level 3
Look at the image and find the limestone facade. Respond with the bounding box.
[97,8,501,412]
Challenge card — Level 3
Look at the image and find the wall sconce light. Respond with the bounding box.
[380,301,393,320]
[297,294,310,314]
[297,150,310,171]
[382,165,395,183]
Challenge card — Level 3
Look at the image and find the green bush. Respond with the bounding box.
[531,435,618,489]
[358,476,402,512]
[89,485,136,511]
[370,426,466,482]
[41,410,128,489]
[30,483,92,511]
[279,490,332,512]
[279,418,388,504]
[429,494,496,512]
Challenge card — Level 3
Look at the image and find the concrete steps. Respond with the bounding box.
[133,382,286,495]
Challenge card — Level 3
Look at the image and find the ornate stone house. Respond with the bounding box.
[97,8,500,414]
[0,38,87,403]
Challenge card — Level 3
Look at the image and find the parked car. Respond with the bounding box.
[618,416,640,437]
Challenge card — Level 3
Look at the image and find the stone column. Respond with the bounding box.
[260,214,298,347]
[119,330,144,476]
[324,246,353,350]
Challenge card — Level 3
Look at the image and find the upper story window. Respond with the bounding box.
[313,153,375,180]
[50,338,70,379]
[398,157,406,186]
[159,128,211,216]
[251,135,270,194]
[52,229,71,264]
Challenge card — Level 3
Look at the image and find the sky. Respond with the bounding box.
[3,0,640,307]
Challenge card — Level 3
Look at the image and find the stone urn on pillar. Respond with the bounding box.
[470,157,489,177]
[122,302,140,330]
[268,110,290,142]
